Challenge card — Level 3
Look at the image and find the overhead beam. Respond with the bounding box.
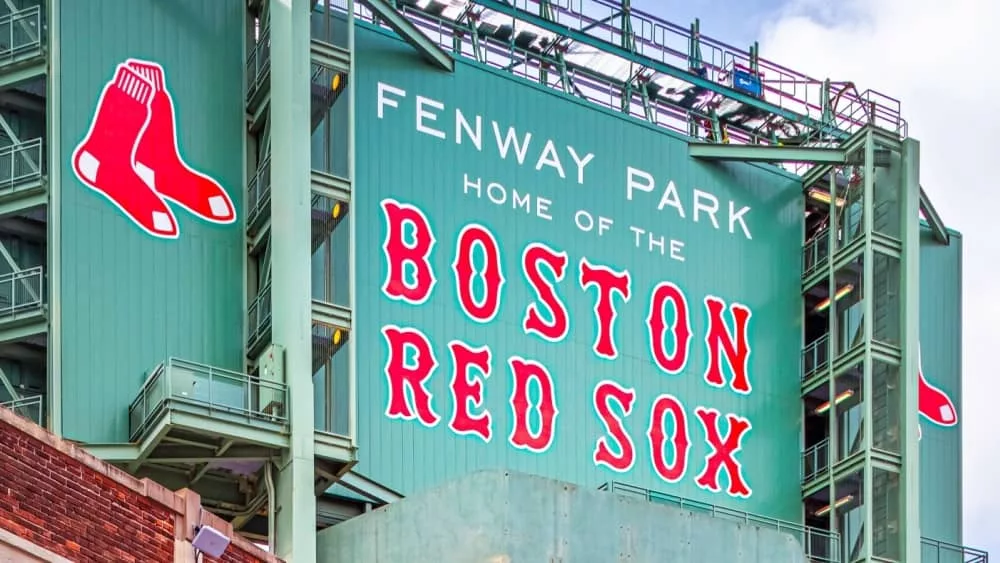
[359,0,454,72]
[144,444,277,464]
[336,470,403,504]
[474,0,842,140]
[689,142,848,164]
[919,185,949,245]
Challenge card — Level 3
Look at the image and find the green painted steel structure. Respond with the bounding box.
[0,0,983,561]
[55,0,246,443]
[352,23,804,522]
[917,229,963,547]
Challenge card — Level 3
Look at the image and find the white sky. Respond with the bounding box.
[758,0,999,552]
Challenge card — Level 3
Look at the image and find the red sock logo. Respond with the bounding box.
[72,64,179,239]
[71,59,236,239]
[917,344,958,427]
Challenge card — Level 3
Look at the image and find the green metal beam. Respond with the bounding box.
[269,0,317,561]
[900,138,922,563]
[474,0,844,140]
[359,0,454,72]
[688,142,847,164]
[918,185,949,245]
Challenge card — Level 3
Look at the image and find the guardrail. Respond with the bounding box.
[803,228,830,278]
[802,438,830,484]
[1,394,42,425]
[802,334,830,381]
[0,6,44,63]
[921,537,989,563]
[246,26,271,104]
[0,266,44,318]
[128,358,287,441]
[247,156,271,233]
[600,481,841,562]
[327,0,905,154]
[0,138,43,193]
[247,283,273,352]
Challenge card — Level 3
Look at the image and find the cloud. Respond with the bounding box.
[758,0,999,553]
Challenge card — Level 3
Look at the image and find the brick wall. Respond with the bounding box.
[0,406,282,563]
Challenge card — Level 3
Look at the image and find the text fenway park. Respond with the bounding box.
[378,197,757,501]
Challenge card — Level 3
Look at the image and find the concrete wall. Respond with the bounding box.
[317,470,807,563]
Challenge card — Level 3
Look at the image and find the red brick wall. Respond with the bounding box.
[0,407,280,563]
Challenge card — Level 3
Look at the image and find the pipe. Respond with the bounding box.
[265,460,275,552]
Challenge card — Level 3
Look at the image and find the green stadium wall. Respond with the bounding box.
[351,23,804,522]
[54,0,246,443]
[918,228,963,547]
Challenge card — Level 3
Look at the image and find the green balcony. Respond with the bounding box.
[128,358,287,445]
[0,6,46,87]
[0,138,46,215]
[0,265,45,342]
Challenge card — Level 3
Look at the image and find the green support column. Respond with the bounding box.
[899,138,922,562]
[270,0,317,561]
[861,130,875,561]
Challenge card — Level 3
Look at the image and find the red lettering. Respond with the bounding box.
[704,296,752,394]
[646,282,692,375]
[452,224,505,323]
[381,324,440,426]
[694,407,752,498]
[578,258,631,360]
[381,198,437,304]
[447,340,493,442]
[508,356,559,452]
[521,243,570,342]
[646,394,690,483]
[592,380,636,472]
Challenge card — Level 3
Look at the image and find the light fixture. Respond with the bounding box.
[332,329,345,346]
[814,389,855,415]
[813,283,854,313]
[814,494,855,516]
[807,187,846,207]
[192,525,230,558]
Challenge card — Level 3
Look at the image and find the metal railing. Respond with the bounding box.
[246,156,271,233]
[0,6,44,63]
[128,358,288,441]
[329,0,905,154]
[802,438,830,484]
[803,228,830,278]
[245,26,271,104]
[0,266,44,318]
[0,138,43,194]
[247,283,273,351]
[921,537,989,563]
[801,334,829,381]
[1,394,42,425]
[599,481,841,562]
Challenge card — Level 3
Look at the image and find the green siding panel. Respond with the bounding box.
[354,25,803,521]
[918,229,963,544]
[56,0,245,443]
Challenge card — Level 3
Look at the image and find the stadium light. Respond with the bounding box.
[813,284,854,313]
[814,494,855,517]
[813,389,855,415]
[807,188,845,208]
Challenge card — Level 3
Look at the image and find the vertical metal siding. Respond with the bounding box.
[352,25,803,521]
[56,0,245,443]
[918,229,963,544]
